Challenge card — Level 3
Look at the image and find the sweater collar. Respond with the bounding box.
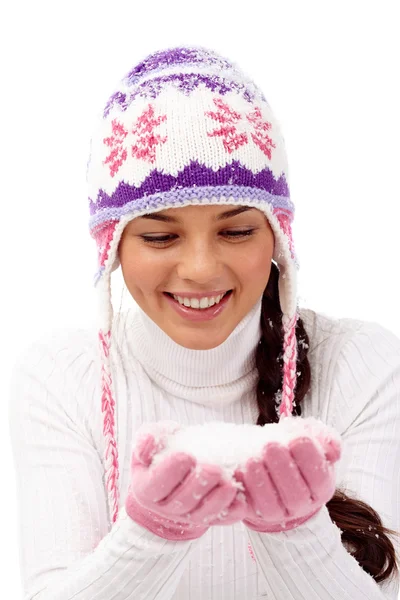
[125,295,263,405]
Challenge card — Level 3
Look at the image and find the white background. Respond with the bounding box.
[2,0,399,596]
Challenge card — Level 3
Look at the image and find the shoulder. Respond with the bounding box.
[9,309,144,416]
[299,306,400,361]
[299,307,400,431]
[10,324,100,386]
[10,308,140,382]
[8,312,148,473]
[8,325,102,438]
[298,306,365,353]
[299,305,400,362]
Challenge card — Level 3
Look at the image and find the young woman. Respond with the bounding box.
[9,45,400,600]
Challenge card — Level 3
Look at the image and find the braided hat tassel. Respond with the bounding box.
[99,328,120,524]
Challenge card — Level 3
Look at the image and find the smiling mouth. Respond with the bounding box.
[163,290,233,308]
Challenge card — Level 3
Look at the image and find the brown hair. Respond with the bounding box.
[256,261,399,584]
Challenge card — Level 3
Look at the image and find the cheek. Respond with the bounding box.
[120,245,166,294]
[234,249,271,285]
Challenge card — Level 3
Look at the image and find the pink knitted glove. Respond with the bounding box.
[125,422,247,541]
[235,424,342,533]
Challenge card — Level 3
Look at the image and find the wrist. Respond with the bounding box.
[125,494,208,541]
[243,508,321,533]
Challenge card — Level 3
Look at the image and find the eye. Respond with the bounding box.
[140,229,257,246]
[223,229,256,239]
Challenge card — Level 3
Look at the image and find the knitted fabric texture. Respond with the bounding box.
[87,45,300,527]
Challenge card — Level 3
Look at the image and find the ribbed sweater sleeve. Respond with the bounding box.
[246,321,400,599]
[8,334,196,600]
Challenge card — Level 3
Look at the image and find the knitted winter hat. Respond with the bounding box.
[87,45,300,526]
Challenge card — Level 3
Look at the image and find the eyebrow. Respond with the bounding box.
[138,206,254,223]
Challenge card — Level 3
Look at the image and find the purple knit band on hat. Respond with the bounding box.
[89,186,293,234]
[89,160,290,221]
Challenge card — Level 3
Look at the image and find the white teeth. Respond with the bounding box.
[199,297,209,309]
[172,292,228,309]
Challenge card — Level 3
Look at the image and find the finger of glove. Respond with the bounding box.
[234,468,261,522]
[132,452,196,504]
[262,442,313,517]
[207,490,248,525]
[324,438,342,463]
[288,436,336,503]
[188,481,237,525]
[155,464,223,516]
[132,433,161,468]
[313,433,342,463]
[132,421,183,467]
[242,458,287,521]
[302,423,342,463]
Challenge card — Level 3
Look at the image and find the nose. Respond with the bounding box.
[176,239,223,283]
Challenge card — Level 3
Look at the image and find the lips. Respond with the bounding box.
[163,290,233,322]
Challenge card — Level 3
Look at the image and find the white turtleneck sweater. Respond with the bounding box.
[8,297,400,600]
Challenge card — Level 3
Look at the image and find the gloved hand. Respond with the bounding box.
[125,421,247,541]
[235,421,342,533]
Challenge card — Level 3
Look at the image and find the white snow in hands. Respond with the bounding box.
[148,416,342,478]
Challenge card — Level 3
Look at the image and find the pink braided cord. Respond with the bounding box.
[99,329,120,524]
[279,312,298,419]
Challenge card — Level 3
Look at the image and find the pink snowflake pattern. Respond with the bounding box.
[205,97,277,159]
[246,107,276,159]
[131,104,167,163]
[103,119,128,177]
[205,97,248,153]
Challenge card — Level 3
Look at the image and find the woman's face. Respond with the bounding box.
[118,204,275,350]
